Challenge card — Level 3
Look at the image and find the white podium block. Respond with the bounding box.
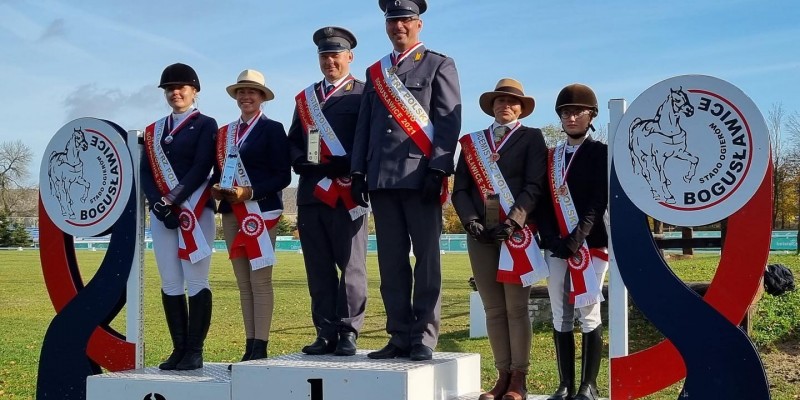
[469,291,487,338]
[87,363,231,400]
[232,351,480,400]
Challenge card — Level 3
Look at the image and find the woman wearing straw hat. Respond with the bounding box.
[452,78,549,400]
[537,83,607,400]
[142,63,218,370]
[210,69,291,363]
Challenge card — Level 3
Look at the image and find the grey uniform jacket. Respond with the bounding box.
[288,77,365,206]
[351,45,462,190]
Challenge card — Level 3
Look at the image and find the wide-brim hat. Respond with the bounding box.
[379,0,427,18]
[479,78,535,119]
[226,69,274,101]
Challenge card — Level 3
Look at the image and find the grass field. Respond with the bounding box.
[0,250,798,399]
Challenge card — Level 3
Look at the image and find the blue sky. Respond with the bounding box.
[2,0,798,186]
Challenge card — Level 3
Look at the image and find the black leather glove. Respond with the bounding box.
[152,200,180,230]
[464,220,485,240]
[163,212,180,230]
[152,200,171,221]
[350,174,369,208]
[420,169,445,204]
[491,222,516,242]
[324,155,351,179]
[292,157,327,176]
[549,238,579,259]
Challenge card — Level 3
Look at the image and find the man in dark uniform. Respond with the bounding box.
[350,0,462,361]
[288,26,367,356]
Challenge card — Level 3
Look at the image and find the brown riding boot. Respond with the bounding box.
[479,369,510,400]
[502,369,527,400]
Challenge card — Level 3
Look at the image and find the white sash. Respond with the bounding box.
[296,83,369,220]
[147,115,211,264]
[467,130,548,286]
[551,143,603,307]
[220,118,279,269]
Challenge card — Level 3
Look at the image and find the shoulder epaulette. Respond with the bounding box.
[424,49,447,58]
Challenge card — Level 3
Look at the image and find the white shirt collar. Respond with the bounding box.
[490,120,519,131]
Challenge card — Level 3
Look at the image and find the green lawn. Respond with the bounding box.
[0,251,798,399]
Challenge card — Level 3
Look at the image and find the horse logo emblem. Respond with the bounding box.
[613,75,771,227]
[48,127,91,218]
[628,87,698,204]
[40,118,134,237]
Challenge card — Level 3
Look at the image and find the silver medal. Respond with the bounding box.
[164,135,173,144]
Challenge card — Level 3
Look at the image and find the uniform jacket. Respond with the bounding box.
[351,45,462,190]
[212,114,292,213]
[536,137,608,249]
[452,126,548,229]
[287,77,364,206]
[141,112,217,211]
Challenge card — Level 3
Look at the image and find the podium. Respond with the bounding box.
[87,363,231,400]
[87,351,480,400]
[233,351,479,399]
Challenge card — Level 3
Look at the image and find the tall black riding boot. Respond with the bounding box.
[176,288,212,370]
[547,329,576,400]
[573,326,603,400]
[158,291,188,370]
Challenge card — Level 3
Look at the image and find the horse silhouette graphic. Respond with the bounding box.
[629,87,698,204]
[48,127,91,219]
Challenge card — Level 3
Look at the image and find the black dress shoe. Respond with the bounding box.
[302,337,337,355]
[334,332,357,356]
[409,344,433,361]
[367,343,409,359]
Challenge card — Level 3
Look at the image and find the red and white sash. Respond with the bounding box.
[548,144,605,307]
[459,130,548,287]
[368,47,447,204]
[144,111,212,264]
[217,118,281,269]
[295,82,369,220]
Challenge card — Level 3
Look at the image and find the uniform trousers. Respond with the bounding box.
[297,204,368,339]
[222,212,277,341]
[370,189,442,349]
[467,236,532,371]
[151,209,215,296]
[545,251,609,333]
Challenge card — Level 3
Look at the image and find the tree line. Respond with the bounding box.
[1,106,796,244]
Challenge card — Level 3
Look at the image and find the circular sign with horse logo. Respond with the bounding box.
[40,118,133,237]
[612,75,770,226]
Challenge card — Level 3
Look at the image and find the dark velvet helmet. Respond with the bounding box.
[159,63,200,91]
[555,83,598,117]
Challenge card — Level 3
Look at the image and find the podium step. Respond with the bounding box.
[232,350,480,400]
[87,363,231,400]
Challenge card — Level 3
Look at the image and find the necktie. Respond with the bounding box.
[236,122,248,142]
[325,84,334,96]
[493,125,509,145]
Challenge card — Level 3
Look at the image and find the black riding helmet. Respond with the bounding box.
[159,63,200,91]
[555,83,598,117]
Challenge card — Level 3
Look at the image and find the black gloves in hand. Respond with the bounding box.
[420,169,445,204]
[324,155,351,179]
[350,174,369,208]
[152,200,170,221]
[464,220,485,240]
[491,222,516,242]
[292,158,326,176]
[152,200,180,230]
[549,238,579,259]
